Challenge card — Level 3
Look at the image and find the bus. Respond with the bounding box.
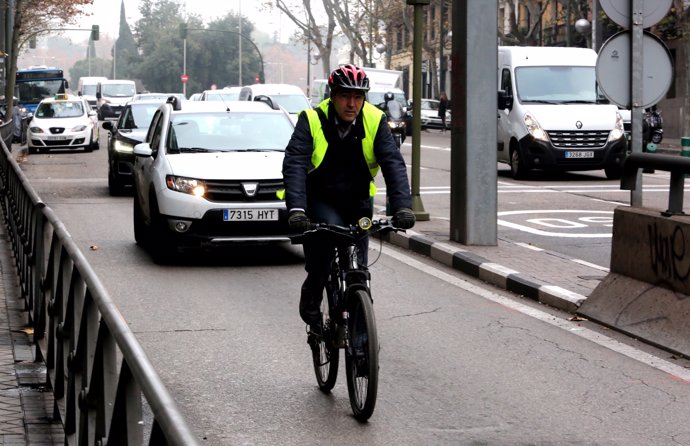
[15,66,69,114]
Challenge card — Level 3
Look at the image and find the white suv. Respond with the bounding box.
[132,97,294,261]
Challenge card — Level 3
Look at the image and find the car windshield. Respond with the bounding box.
[515,66,598,103]
[35,101,84,118]
[269,95,311,114]
[421,100,439,111]
[102,83,136,97]
[125,104,159,129]
[168,111,293,153]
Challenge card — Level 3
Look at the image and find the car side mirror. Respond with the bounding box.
[102,121,113,132]
[133,142,153,157]
[498,90,513,110]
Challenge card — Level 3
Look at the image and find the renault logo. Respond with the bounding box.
[576,120,583,129]
[242,182,259,197]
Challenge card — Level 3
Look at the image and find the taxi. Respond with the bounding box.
[27,93,99,154]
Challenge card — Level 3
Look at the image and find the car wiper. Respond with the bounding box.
[522,99,560,104]
[561,100,597,104]
[178,147,211,153]
[232,148,280,152]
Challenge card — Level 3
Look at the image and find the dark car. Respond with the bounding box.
[102,99,164,195]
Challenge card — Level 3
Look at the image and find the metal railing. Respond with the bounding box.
[0,136,200,444]
[621,152,690,216]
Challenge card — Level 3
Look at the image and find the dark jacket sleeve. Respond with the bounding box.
[372,114,412,212]
[282,112,314,212]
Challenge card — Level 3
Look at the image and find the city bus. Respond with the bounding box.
[15,66,69,113]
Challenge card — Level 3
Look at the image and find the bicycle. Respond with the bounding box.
[290,217,402,422]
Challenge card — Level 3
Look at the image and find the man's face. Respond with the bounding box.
[332,89,365,124]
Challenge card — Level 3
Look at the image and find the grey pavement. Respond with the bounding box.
[0,138,684,443]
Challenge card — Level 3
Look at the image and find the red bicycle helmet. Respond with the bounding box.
[328,64,370,93]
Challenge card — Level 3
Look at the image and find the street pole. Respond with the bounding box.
[238,0,242,86]
[406,0,430,221]
[439,1,445,95]
[183,37,187,97]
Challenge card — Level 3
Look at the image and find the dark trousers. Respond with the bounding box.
[301,199,370,299]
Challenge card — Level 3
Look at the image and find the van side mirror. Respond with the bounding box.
[498,90,513,110]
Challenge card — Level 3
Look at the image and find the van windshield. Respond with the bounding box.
[515,66,598,103]
[81,84,98,96]
[102,83,136,97]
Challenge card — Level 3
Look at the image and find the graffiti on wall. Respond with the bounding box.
[648,222,690,283]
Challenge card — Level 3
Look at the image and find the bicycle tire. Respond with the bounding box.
[345,289,379,422]
[311,289,339,392]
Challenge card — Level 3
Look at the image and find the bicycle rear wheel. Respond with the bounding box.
[345,289,379,422]
[310,289,339,392]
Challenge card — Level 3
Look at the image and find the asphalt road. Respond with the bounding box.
[11,130,690,445]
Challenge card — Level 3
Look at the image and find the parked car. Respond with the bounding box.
[131,97,295,261]
[415,98,451,130]
[102,99,166,195]
[27,94,99,154]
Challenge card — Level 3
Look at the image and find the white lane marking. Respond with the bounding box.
[382,247,690,383]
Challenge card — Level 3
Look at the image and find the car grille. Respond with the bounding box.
[205,179,284,202]
[547,130,610,149]
[548,130,609,149]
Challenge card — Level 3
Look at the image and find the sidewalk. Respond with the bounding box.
[0,194,62,444]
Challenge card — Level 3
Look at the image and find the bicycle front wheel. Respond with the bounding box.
[311,290,339,392]
[345,289,379,422]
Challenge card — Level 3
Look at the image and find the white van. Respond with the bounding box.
[77,76,108,108]
[310,79,329,106]
[96,79,137,120]
[497,46,627,179]
[238,83,311,124]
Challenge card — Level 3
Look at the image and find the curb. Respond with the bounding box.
[384,228,587,313]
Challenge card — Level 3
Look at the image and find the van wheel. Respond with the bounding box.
[510,148,528,179]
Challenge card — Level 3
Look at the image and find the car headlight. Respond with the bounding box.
[71,125,87,132]
[113,139,134,153]
[29,126,44,134]
[166,175,207,197]
[608,112,625,142]
[388,121,405,129]
[524,113,549,142]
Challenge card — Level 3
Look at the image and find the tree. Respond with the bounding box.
[113,0,139,80]
[263,0,337,79]
[3,0,94,120]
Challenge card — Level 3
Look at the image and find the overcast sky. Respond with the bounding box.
[74,0,294,42]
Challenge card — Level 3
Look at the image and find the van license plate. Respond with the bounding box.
[223,209,279,221]
[565,151,594,159]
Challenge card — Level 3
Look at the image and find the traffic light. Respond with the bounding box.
[29,36,36,49]
[91,25,99,41]
[179,23,188,39]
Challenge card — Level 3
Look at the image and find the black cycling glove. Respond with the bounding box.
[288,210,311,232]
[393,208,416,229]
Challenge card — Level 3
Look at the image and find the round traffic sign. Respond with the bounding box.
[596,31,673,108]
[599,0,672,28]
[181,74,189,83]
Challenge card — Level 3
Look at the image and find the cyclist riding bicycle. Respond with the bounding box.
[282,64,416,334]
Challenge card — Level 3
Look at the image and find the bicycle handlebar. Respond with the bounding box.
[289,217,403,245]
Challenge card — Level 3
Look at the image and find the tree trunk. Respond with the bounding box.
[684,34,690,137]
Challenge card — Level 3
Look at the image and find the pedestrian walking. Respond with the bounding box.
[438,91,448,132]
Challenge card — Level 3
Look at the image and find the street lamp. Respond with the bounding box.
[575,18,591,48]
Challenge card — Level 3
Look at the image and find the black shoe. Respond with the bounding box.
[299,288,322,326]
